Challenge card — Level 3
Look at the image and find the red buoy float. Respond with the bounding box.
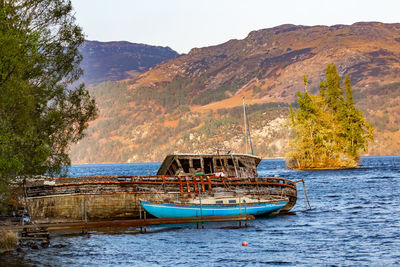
[242,241,248,246]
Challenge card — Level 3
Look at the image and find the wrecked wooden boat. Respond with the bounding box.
[24,153,298,223]
[155,153,297,211]
[140,195,289,218]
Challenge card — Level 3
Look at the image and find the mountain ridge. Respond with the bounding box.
[71,22,400,163]
[79,40,179,85]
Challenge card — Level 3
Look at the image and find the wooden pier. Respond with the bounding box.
[1,214,255,233]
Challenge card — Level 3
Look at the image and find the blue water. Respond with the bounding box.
[2,156,400,266]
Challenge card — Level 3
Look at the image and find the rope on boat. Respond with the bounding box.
[295,179,312,210]
[221,176,232,192]
[230,153,239,178]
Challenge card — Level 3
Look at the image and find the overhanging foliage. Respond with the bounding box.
[0,0,97,212]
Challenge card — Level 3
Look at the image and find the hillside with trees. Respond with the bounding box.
[70,22,400,163]
[286,65,374,169]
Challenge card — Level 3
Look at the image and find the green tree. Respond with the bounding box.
[286,64,373,169]
[0,0,97,212]
[340,75,374,157]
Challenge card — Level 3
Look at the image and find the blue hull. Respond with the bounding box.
[140,200,287,218]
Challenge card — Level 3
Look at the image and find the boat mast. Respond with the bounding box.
[243,97,254,155]
[243,97,248,154]
[246,104,254,155]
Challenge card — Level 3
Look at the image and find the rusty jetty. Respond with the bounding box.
[24,153,299,223]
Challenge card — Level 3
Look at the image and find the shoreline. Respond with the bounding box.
[70,155,400,166]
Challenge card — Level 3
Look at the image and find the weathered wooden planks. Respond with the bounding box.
[1,214,255,232]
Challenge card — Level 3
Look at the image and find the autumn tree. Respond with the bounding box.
[286,65,373,169]
[0,0,97,212]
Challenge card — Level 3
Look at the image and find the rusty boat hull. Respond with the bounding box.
[24,175,297,223]
[24,153,297,223]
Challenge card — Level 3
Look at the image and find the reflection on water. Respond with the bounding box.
[1,156,400,266]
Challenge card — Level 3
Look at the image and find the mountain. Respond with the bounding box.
[79,40,179,85]
[71,22,400,164]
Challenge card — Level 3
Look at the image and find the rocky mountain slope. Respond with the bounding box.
[79,40,179,85]
[71,22,400,163]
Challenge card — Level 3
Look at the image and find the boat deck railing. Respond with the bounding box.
[25,175,297,198]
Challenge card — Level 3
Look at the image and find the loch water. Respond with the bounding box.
[2,156,400,266]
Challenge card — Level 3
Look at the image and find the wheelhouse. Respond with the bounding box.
[157,153,261,178]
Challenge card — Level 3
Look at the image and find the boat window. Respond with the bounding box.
[216,158,224,167]
[180,159,190,173]
[228,200,237,204]
[227,158,234,167]
[168,162,178,175]
[193,159,201,169]
[171,162,177,171]
[204,158,213,174]
[215,200,223,204]
[117,177,131,182]
[238,160,245,167]
[242,199,246,203]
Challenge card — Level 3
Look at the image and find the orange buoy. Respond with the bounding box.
[242,241,248,246]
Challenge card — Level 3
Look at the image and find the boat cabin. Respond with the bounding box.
[157,153,261,178]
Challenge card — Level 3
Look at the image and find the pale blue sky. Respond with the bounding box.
[71,0,400,54]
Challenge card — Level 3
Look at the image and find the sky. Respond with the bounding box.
[71,0,400,54]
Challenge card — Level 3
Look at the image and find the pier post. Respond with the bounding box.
[80,199,84,233]
[139,205,143,233]
[144,211,147,233]
[196,211,199,229]
[239,197,242,228]
[81,199,83,221]
[245,204,247,228]
[84,199,87,224]
[199,192,204,229]
[84,199,88,234]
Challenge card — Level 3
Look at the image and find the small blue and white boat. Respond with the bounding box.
[140,196,288,218]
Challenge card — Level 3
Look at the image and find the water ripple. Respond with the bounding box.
[1,156,399,266]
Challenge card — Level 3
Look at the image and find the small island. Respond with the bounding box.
[286,64,374,170]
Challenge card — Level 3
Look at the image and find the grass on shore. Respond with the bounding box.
[0,230,18,252]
